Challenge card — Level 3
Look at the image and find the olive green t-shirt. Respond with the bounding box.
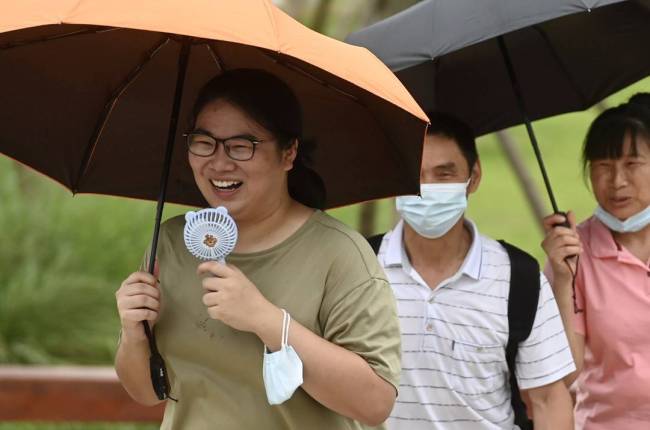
[148,210,401,430]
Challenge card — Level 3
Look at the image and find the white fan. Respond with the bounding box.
[183,207,238,262]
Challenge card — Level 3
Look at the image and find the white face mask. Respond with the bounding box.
[594,204,650,233]
[262,309,303,405]
[395,180,470,239]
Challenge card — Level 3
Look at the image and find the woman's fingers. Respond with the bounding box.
[543,213,568,231]
[542,231,580,251]
[542,211,579,232]
[121,308,159,323]
[119,294,160,312]
[116,271,163,337]
[202,291,220,307]
[122,271,157,287]
[566,210,578,229]
[120,282,160,299]
[555,245,582,260]
[197,261,234,278]
[553,233,582,247]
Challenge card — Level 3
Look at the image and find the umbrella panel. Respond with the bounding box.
[395,1,650,136]
[1,25,425,209]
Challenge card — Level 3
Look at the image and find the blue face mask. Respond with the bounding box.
[262,309,303,405]
[396,180,469,239]
[594,205,650,233]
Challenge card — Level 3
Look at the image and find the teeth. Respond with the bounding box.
[210,179,241,188]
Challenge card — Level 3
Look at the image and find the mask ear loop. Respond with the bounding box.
[282,309,290,348]
[264,309,289,354]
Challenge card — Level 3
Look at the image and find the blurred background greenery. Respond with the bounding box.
[1,0,648,429]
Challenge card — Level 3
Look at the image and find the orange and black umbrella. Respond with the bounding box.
[1,0,427,209]
[0,0,428,401]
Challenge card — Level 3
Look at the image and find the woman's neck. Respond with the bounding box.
[234,196,314,253]
[613,223,650,264]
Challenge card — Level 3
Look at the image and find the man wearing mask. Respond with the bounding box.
[376,113,575,430]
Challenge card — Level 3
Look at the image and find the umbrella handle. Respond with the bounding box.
[553,210,580,313]
[143,36,192,401]
[553,211,571,229]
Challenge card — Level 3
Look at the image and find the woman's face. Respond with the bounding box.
[590,132,650,220]
[188,99,296,221]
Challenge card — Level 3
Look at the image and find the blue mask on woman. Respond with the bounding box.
[396,180,470,239]
[262,309,303,405]
[594,204,650,233]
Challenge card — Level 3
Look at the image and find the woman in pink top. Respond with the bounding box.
[542,95,650,430]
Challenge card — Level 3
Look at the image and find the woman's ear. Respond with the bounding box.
[283,138,299,171]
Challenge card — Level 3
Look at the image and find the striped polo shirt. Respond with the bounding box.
[380,219,575,430]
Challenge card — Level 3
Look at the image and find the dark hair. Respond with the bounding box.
[191,69,326,209]
[426,111,478,170]
[582,102,650,174]
[629,92,650,112]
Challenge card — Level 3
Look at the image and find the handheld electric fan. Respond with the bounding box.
[183,207,238,262]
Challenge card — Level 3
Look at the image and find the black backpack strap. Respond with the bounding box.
[366,233,385,255]
[498,240,540,430]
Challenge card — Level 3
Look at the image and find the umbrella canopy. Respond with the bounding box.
[347,0,650,137]
[0,0,428,209]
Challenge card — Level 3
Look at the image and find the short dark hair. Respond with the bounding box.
[426,112,478,170]
[192,69,325,209]
[582,102,650,174]
[629,92,650,112]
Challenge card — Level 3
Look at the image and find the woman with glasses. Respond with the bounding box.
[542,94,650,430]
[114,69,401,430]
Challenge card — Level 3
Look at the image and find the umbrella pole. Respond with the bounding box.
[497,36,562,216]
[144,36,192,401]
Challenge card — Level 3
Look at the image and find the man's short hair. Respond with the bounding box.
[427,112,478,170]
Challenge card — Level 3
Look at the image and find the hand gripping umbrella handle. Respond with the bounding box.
[553,211,571,229]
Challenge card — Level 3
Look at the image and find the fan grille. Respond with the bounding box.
[183,207,238,261]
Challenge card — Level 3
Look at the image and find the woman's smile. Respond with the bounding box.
[209,178,244,197]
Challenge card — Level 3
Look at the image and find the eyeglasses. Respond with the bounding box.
[184,131,264,161]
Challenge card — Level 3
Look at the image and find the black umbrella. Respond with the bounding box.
[348,0,650,214]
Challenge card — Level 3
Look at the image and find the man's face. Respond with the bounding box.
[420,134,481,193]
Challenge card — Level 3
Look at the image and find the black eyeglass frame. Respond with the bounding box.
[184,130,266,161]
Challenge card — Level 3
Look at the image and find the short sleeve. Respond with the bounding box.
[515,274,576,390]
[320,277,402,392]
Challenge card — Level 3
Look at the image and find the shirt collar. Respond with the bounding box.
[463,219,482,280]
[587,215,650,267]
[385,218,483,281]
[384,220,405,268]
[587,216,621,259]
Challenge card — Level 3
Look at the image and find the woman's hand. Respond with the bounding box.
[541,211,582,285]
[116,268,161,343]
[198,262,282,336]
